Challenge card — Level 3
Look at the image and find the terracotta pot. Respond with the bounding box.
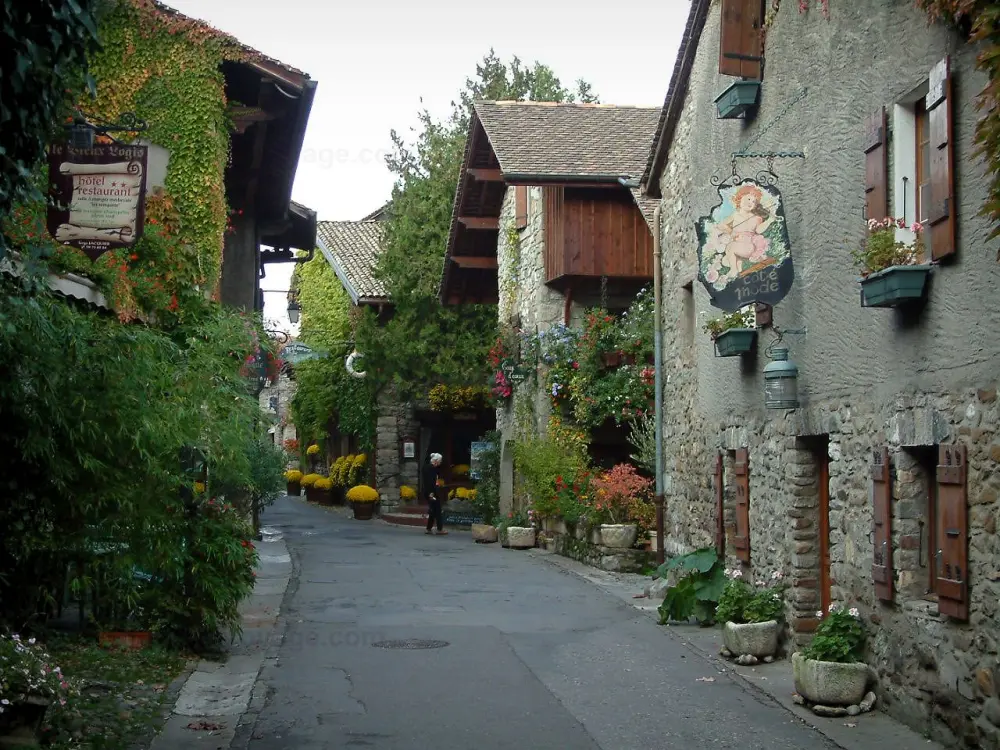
[287,481,301,496]
[99,631,152,650]
[353,503,375,520]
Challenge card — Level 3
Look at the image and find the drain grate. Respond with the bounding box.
[372,639,449,650]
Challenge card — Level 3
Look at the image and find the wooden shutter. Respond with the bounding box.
[926,56,956,260]
[871,447,894,602]
[733,448,750,563]
[864,107,888,222]
[515,186,528,230]
[936,443,969,620]
[720,0,764,80]
[715,453,726,556]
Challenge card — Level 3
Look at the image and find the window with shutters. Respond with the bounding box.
[733,448,750,564]
[871,447,894,603]
[719,0,765,80]
[935,443,969,621]
[884,56,956,262]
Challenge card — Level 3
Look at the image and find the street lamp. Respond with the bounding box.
[287,298,300,325]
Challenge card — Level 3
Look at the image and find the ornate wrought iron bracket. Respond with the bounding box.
[764,324,806,359]
[66,111,148,148]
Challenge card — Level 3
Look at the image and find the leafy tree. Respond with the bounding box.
[0,0,104,259]
[356,51,598,399]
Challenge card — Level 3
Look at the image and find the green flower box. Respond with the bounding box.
[714,328,757,357]
[715,80,760,119]
[860,264,932,308]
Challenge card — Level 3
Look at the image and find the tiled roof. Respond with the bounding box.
[473,101,661,180]
[316,220,388,303]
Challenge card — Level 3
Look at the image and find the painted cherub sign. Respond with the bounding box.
[695,179,793,312]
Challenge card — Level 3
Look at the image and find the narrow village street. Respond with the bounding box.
[236,496,834,750]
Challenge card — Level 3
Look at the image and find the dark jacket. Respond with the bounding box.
[422,462,441,502]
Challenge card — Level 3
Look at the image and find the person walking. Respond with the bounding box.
[423,452,447,535]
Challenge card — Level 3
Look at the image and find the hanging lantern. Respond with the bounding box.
[287,298,301,325]
[763,345,799,409]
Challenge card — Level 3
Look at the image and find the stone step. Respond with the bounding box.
[381,512,428,527]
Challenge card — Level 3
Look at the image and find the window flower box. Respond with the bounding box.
[714,328,757,357]
[715,80,760,120]
[860,264,932,308]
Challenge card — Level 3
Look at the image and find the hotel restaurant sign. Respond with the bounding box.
[47,142,148,261]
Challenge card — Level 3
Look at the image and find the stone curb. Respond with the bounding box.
[132,659,199,750]
[228,539,300,750]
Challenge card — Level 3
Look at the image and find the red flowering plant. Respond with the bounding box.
[488,333,514,403]
[589,463,654,530]
[283,438,299,453]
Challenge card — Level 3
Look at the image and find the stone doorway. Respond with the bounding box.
[789,435,832,644]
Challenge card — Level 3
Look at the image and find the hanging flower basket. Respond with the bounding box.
[714,328,758,357]
[860,265,932,308]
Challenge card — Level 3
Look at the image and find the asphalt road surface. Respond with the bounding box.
[244,497,837,750]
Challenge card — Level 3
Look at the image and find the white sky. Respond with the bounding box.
[164,0,691,330]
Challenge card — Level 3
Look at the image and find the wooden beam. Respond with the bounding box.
[458,216,499,230]
[244,78,272,211]
[451,256,498,270]
[468,168,503,182]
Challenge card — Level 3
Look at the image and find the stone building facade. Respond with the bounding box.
[641,0,1000,744]
[259,366,297,461]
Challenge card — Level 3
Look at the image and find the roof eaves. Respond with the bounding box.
[642,0,711,198]
[439,112,484,304]
[317,234,361,306]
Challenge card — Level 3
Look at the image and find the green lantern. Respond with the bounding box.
[763,345,799,410]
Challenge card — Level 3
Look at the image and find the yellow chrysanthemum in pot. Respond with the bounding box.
[313,477,332,491]
[346,485,379,503]
[300,473,321,488]
[284,469,303,483]
[306,444,320,456]
[400,485,417,502]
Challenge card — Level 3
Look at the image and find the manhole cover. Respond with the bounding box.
[372,639,449,650]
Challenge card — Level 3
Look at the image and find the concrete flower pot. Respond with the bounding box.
[600,524,638,549]
[723,620,780,658]
[472,523,498,543]
[506,526,536,549]
[792,652,870,707]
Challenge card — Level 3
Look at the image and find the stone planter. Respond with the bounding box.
[574,525,588,541]
[715,79,760,119]
[353,502,375,520]
[472,523,498,543]
[600,524,638,549]
[792,652,870,707]
[286,481,301,496]
[860,264,932,308]
[0,695,50,747]
[713,328,757,357]
[506,526,536,549]
[589,528,603,545]
[723,620,779,658]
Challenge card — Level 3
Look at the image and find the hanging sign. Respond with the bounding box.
[47,142,148,260]
[281,342,320,365]
[695,178,793,312]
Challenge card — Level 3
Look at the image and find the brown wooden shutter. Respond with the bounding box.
[715,453,726,556]
[871,447,894,602]
[515,186,528,230]
[926,55,956,260]
[733,448,750,563]
[719,0,764,80]
[864,107,888,222]
[936,443,969,620]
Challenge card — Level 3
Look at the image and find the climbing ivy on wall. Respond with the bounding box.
[290,253,378,451]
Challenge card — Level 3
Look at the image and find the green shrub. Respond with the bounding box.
[802,606,866,664]
[655,548,727,626]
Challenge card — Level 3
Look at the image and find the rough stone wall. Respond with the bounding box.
[260,370,297,465]
[374,386,419,508]
[653,1,1000,746]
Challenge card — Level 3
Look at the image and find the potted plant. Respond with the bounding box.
[0,634,72,747]
[590,463,652,548]
[300,473,320,502]
[499,508,535,549]
[854,217,932,307]
[400,485,417,505]
[715,79,761,119]
[347,485,379,520]
[716,569,785,660]
[284,469,303,496]
[306,443,321,471]
[703,307,757,357]
[792,605,870,707]
[313,476,333,505]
